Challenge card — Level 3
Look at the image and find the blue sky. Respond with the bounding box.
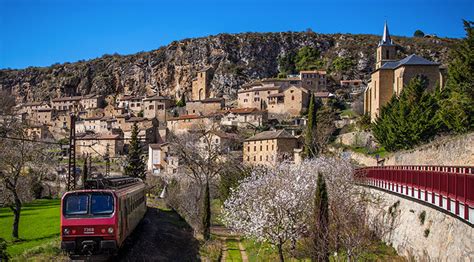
[0,0,472,69]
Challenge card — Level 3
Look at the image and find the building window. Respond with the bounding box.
[291,96,295,100]
[254,146,256,151]
[149,105,154,110]
[260,145,262,151]
[266,155,268,161]
[247,146,250,152]
[254,156,256,161]
[266,145,268,151]
[247,156,250,161]
[260,155,262,161]
[272,145,274,150]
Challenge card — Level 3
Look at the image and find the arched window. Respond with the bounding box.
[385,50,390,59]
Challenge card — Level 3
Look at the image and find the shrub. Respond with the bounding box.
[424,228,430,238]
[418,211,426,225]
[0,238,9,261]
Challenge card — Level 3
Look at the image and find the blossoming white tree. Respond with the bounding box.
[222,157,355,261]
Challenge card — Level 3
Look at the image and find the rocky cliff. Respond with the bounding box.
[0,32,457,102]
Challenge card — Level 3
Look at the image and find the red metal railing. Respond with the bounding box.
[355,165,474,224]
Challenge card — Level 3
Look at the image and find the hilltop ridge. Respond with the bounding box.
[0,31,457,102]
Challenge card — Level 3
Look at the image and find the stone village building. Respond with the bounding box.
[364,22,445,121]
[243,130,300,167]
[236,70,327,119]
[219,108,268,128]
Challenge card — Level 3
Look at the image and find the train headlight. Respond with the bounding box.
[63,228,70,235]
[107,227,114,234]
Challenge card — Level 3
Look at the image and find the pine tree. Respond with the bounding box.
[304,92,317,158]
[312,173,329,262]
[437,20,474,133]
[124,123,146,180]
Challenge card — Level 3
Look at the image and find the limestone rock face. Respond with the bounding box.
[0,32,456,103]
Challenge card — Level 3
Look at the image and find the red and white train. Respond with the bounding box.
[60,176,146,255]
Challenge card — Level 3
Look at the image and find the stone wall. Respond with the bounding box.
[364,187,473,261]
[384,132,474,166]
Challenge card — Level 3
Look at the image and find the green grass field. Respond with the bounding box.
[0,199,61,257]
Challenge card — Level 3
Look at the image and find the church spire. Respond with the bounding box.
[379,21,393,46]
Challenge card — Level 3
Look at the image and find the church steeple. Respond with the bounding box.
[379,21,394,46]
[376,21,397,69]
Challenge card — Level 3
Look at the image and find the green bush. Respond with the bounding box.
[0,238,9,261]
[330,57,354,73]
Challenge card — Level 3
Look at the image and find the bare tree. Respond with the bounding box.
[0,125,46,238]
[0,95,54,239]
[168,124,238,240]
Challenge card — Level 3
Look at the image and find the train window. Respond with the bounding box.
[91,193,114,215]
[64,195,88,215]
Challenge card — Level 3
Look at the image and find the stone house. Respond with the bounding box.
[243,130,299,167]
[220,108,268,128]
[364,22,445,121]
[166,114,218,135]
[51,110,72,130]
[103,104,126,117]
[116,95,143,113]
[81,116,103,132]
[300,70,327,92]
[199,131,242,153]
[26,124,52,140]
[21,102,50,115]
[80,94,104,110]
[31,108,56,125]
[51,96,82,112]
[186,98,224,115]
[142,95,174,121]
[267,85,310,118]
[237,82,281,109]
[76,133,124,158]
[122,117,159,146]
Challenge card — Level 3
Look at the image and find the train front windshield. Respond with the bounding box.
[64,193,114,217]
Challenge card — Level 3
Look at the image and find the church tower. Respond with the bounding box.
[375,22,397,69]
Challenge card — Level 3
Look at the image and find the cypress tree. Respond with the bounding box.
[312,173,329,262]
[181,93,186,107]
[124,123,146,180]
[202,180,211,240]
[304,92,317,157]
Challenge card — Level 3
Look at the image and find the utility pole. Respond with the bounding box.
[105,143,110,177]
[67,114,76,191]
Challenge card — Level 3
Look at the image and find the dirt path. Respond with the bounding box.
[115,201,200,261]
[211,226,248,262]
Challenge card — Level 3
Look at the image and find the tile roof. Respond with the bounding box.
[143,95,173,101]
[268,93,285,98]
[380,54,440,69]
[246,130,295,141]
[52,96,82,102]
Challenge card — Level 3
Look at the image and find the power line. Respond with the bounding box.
[0,135,63,145]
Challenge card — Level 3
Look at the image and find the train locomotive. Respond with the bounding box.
[60,176,146,256]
